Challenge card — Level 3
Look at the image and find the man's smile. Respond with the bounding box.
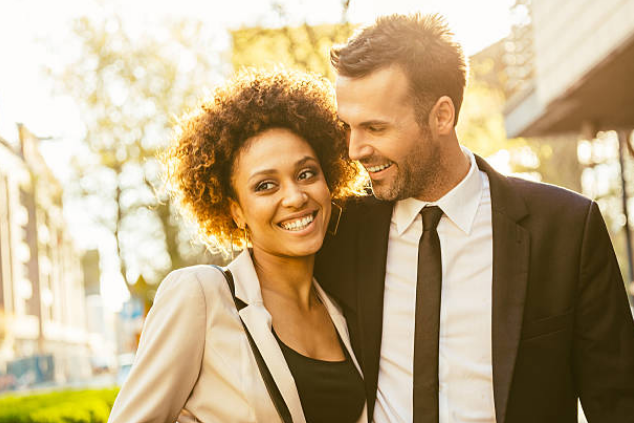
[365,161,394,174]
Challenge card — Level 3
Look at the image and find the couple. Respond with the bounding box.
[108,14,634,423]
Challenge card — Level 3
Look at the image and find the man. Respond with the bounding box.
[315,13,634,423]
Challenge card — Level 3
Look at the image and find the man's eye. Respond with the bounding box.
[255,181,275,192]
[368,126,383,133]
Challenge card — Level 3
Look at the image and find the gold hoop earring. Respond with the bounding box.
[328,202,342,236]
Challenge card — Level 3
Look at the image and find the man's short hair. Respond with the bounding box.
[330,13,467,126]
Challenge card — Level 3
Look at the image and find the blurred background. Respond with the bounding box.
[0,0,632,420]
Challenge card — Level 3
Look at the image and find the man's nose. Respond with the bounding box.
[281,182,308,209]
[348,130,373,161]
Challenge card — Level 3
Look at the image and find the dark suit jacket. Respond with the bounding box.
[315,155,634,423]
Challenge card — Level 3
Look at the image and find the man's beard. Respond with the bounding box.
[371,130,441,202]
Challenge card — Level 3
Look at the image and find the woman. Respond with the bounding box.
[108,69,367,423]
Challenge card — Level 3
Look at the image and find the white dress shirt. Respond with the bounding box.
[373,148,496,423]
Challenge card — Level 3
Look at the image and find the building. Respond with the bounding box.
[503,0,634,290]
[0,124,91,387]
[504,0,634,137]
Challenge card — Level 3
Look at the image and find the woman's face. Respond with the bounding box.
[230,128,332,258]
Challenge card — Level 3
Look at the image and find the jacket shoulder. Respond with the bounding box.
[156,265,228,305]
[506,176,593,218]
[340,194,391,218]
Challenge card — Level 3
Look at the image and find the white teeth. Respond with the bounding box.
[367,162,392,173]
[281,214,314,231]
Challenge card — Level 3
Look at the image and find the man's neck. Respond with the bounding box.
[415,145,471,203]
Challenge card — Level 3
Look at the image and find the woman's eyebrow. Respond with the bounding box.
[248,156,318,182]
[295,156,318,167]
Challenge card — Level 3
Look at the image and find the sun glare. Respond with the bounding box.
[0,0,514,311]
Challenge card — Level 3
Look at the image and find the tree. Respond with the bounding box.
[459,40,584,193]
[48,14,224,300]
[231,1,353,78]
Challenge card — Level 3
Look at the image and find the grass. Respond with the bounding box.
[0,387,120,423]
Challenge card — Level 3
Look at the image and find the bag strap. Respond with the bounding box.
[210,265,294,423]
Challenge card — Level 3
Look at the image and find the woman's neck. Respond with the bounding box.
[251,248,317,311]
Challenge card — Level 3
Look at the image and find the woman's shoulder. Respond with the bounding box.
[155,264,230,303]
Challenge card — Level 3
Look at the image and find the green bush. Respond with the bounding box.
[0,387,119,423]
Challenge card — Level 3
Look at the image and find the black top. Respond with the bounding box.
[273,330,365,423]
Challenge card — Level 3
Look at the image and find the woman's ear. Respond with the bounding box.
[229,199,245,229]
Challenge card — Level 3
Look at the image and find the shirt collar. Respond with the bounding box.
[392,147,482,236]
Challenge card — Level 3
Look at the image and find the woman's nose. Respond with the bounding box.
[281,183,308,208]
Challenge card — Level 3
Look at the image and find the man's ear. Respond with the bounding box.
[229,199,245,229]
[429,96,456,135]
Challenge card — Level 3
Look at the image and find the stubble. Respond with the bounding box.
[371,126,442,201]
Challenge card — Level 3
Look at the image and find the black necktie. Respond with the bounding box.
[413,206,444,423]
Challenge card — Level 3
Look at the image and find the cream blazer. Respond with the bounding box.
[108,250,368,423]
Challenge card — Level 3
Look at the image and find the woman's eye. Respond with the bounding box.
[255,181,275,192]
[299,169,317,180]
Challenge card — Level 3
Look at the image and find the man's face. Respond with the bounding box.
[335,65,442,201]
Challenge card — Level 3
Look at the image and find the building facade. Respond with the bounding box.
[504,0,634,137]
[503,0,634,293]
[0,125,91,387]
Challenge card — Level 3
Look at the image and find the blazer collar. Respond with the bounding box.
[228,249,264,306]
[227,250,306,423]
[313,282,364,379]
[475,154,528,222]
[227,249,368,423]
[315,281,369,421]
[475,154,531,423]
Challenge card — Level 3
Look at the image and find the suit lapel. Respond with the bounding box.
[314,281,362,375]
[354,199,393,416]
[229,251,307,423]
[238,305,306,423]
[314,281,370,423]
[476,156,530,423]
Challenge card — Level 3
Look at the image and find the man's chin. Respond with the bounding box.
[370,183,400,202]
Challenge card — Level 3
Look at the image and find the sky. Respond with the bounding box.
[0,0,514,144]
[0,0,515,309]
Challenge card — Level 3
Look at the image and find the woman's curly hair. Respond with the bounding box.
[163,68,363,253]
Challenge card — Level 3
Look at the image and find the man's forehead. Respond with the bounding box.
[337,65,408,86]
[337,68,410,101]
[335,67,412,119]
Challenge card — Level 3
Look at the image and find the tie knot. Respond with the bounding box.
[421,206,443,231]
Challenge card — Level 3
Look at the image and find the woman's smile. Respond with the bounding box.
[278,210,318,233]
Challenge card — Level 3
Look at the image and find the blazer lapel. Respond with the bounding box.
[354,199,393,416]
[314,281,362,375]
[476,156,530,423]
[228,251,307,423]
[314,281,370,423]
[238,306,306,423]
